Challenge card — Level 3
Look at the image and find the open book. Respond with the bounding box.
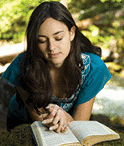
[30,121,120,146]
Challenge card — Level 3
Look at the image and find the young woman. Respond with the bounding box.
[2,1,111,133]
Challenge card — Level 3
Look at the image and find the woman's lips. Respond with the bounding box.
[49,52,61,58]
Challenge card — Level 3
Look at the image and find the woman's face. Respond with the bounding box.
[38,18,75,68]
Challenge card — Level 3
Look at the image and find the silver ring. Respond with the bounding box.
[57,109,61,114]
[54,105,57,108]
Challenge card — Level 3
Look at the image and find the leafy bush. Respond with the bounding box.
[0,0,59,43]
[68,0,124,14]
[0,0,124,44]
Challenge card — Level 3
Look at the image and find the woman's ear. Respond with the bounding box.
[70,26,76,41]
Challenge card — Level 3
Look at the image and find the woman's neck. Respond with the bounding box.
[49,62,64,74]
[50,67,62,80]
[50,68,66,98]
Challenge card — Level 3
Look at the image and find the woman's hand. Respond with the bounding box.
[41,104,72,133]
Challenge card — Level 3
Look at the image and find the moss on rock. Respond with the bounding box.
[0,122,124,146]
[0,124,35,146]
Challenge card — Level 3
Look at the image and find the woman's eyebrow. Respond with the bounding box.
[53,31,64,36]
[38,35,46,38]
[38,31,64,38]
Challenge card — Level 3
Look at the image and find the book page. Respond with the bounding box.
[69,121,119,142]
[31,121,80,146]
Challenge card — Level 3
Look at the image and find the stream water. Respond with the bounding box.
[92,75,124,120]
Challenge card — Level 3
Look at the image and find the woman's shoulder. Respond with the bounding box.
[81,52,104,66]
[80,53,91,81]
[2,53,25,86]
[81,52,106,73]
[11,52,25,65]
[75,53,111,107]
[81,52,111,83]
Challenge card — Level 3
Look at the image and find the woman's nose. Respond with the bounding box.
[48,39,56,51]
[49,45,55,51]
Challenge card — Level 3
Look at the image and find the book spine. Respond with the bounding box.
[31,121,46,146]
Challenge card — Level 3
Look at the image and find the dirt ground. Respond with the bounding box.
[0,113,124,146]
[0,108,8,133]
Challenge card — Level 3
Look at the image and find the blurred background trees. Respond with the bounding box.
[68,0,124,76]
[0,0,124,77]
[0,0,46,42]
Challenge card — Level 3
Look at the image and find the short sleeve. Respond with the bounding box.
[74,53,111,108]
[2,53,24,86]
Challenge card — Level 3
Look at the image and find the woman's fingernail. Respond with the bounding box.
[46,106,50,109]
[39,114,42,118]
[54,105,57,108]
[42,120,46,124]
[49,127,54,131]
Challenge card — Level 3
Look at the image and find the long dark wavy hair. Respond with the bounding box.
[19,1,101,113]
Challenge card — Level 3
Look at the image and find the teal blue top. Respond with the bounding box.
[2,52,111,121]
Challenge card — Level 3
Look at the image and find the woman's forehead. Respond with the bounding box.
[38,18,68,35]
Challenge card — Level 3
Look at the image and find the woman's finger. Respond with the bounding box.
[49,105,59,117]
[49,124,59,131]
[46,104,59,113]
[39,113,48,121]
[61,126,68,133]
[42,117,54,124]
[46,104,57,109]
[55,117,64,133]
[52,109,61,125]
[43,105,58,120]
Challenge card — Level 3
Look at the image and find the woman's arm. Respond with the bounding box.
[73,96,95,121]
[16,86,95,132]
[15,86,48,121]
[41,97,95,132]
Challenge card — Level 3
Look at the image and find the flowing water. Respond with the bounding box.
[92,75,124,119]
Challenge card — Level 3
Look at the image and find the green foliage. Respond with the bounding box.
[68,0,124,16]
[0,0,124,45]
[79,4,124,66]
[68,0,101,13]
[100,0,123,3]
[82,25,124,51]
[78,2,124,20]
[0,0,14,8]
[81,25,113,49]
[0,0,59,43]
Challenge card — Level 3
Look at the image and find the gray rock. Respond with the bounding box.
[0,78,15,111]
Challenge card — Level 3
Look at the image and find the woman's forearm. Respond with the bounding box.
[73,97,95,121]
[15,86,48,122]
[26,105,47,121]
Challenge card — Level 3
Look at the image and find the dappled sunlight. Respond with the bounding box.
[0,41,25,58]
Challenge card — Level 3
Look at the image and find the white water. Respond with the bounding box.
[93,78,124,119]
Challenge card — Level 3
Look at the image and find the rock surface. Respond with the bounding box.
[0,119,124,146]
[0,78,15,131]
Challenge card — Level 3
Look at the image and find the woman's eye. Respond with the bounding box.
[38,39,47,44]
[55,38,62,41]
